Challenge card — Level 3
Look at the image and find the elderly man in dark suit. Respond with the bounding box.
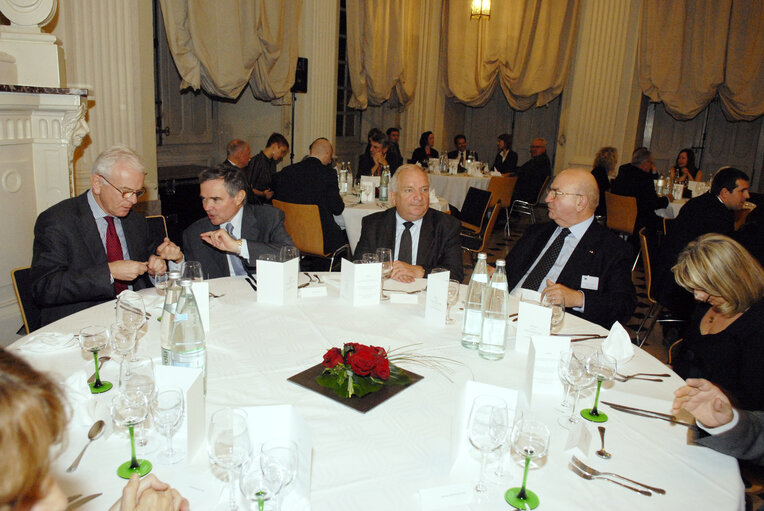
[505,168,636,328]
[182,166,293,278]
[355,164,464,283]
[512,137,551,202]
[222,139,252,170]
[31,145,183,326]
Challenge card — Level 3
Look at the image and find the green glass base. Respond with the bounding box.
[117,459,152,479]
[89,380,113,394]
[581,409,608,423]
[505,487,539,509]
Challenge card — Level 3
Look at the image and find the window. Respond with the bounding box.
[336,0,360,138]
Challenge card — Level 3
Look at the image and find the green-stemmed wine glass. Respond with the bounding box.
[505,419,550,510]
[79,325,112,394]
[111,390,152,479]
[581,352,617,423]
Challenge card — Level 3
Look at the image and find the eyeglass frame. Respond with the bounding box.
[545,186,584,200]
[98,174,146,199]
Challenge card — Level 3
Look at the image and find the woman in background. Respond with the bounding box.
[670,148,702,182]
[410,131,438,165]
[591,146,617,218]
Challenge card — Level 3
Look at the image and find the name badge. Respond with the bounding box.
[581,275,599,290]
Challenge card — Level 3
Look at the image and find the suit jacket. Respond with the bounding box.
[410,147,438,165]
[447,150,479,161]
[182,204,293,279]
[611,163,668,233]
[358,151,404,177]
[494,150,518,175]
[505,220,637,328]
[355,208,464,282]
[513,153,551,203]
[697,410,764,466]
[30,192,156,326]
[272,157,346,253]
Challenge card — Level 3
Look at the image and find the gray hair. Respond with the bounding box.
[198,165,249,204]
[390,164,429,192]
[91,144,145,178]
[631,147,652,166]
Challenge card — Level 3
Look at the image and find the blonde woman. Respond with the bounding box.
[591,146,617,217]
[672,234,764,410]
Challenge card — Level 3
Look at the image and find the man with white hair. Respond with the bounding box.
[505,168,636,328]
[31,144,183,326]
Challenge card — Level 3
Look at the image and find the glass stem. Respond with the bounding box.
[258,496,265,511]
[93,352,102,388]
[494,443,507,478]
[129,425,139,469]
[477,450,488,490]
[561,384,571,407]
[518,455,530,500]
[568,388,580,423]
[165,431,173,454]
[591,379,603,415]
[228,469,236,510]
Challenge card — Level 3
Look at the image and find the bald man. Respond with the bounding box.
[505,168,637,328]
[272,138,346,252]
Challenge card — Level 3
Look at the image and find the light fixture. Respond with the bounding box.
[470,0,491,20]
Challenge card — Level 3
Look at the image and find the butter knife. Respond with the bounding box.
[602,402,695,427]
[65,493,102,511]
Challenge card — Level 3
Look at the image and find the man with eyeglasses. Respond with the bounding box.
[505,168,637,328]
[31,144,183,326]
[511,138,551,203]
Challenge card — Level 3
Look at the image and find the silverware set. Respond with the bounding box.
[601,401,695,427]
[613,371,670,383]
[568,456,665,496]
[65,492,102,510]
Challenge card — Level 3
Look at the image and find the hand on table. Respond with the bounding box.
[156,237,183,263]
[672,378,734,429]
[200,229,239,254]
[108,260,148,282]
[390,261,425,283]
[541,279,583,308]
[110,474,189,511]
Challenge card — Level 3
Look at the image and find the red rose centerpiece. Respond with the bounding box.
[317,343,410,398]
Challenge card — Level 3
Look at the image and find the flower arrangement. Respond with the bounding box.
[317,343,411,398]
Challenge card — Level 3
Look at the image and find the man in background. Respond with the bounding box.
[512,138,551,203]
[245,133,289,204]
[447,134,478,169]
[386,127,402,170]
[359,131,402,177]
[222,139,252,170]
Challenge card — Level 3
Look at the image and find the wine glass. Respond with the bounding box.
[446,279,460,324]
[504,419,550,510]
[79,325,112,394]
[116,290,146,334]
[151,387,185,464]
[362,252,378,264]
[154,271,169,296]
[181,260,204,281]
[240,457,276,511]
[581,352,617,423]
[555,351,573,413]
[119,356,156,449]
[557,346,595,428]
[110,321,136,366]
[279,246,300,262]
[260,440,299,511]
[541,294,565,333]
[376,248,393,300]
[111,390,152,479]
[467,395,509,494]
[208,408,252,511]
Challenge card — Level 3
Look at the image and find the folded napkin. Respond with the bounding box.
[491,170,502,176]
[601,321,634,365]
[63,370,112,427]
[15,332,78,353]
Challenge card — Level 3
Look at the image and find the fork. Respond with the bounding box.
[568,463,652,496]
[571,456,665,494]
[613,375,664,382]
[617,372,671,379]
[313,274,322,284]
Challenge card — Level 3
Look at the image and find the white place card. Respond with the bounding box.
[417,483,473,510]
[190,281,209,333]
[563,420,592,459]
[523,335,571,404]
[155,364,205,462]
[425,270,449,324]
[340,258,381,306]
[672,183,684,198]
[515,301,552,353]
[360,176,376,203]
[299,284,328,298]
[256,257,299,305]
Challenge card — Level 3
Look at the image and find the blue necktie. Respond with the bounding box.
[224,223,248,276]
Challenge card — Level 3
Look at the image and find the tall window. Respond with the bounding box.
[336,0,359,138]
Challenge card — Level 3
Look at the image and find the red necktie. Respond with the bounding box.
[105,216,127,295]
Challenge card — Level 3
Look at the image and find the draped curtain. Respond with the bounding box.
[441,0,581,110]
[639,0,764,121]
[159,0,301,101]
[345,1,422,110]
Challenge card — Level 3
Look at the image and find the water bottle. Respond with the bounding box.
[169,279,207,394]
[159,270,181,365]
[461,253,489,349]
[379,165,390,202]
[478,259,509,360]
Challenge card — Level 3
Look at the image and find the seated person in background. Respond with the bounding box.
[183,166,293,278]
[671,234,764,411]
[222,139,252,170]
[355,164,463,283]
[358,128,384,172]
[359,131,402,177]
[447,134,478,169]
[245,132,289,204]
[670,148,702,183]
[655,167,751,319]
[673,378,764,466]
[31,145,182,326]
[611,147,672,234]
[0,349,189,511]
[494,133,518,174]
[590,146,617,218]
[386,127,403,170]
[512,138,552,203]
[273,138,347,253]
[410,131,438,165]
[505,168,637,329]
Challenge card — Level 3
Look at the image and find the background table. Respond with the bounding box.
[655,198,688,219]
[11,276,743,510]
[429,173,491,209]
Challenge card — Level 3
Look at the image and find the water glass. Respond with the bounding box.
[110,321,136,365]
[115,290,146,333]
[181,260,204,281]
[376,248,393,300]
[446,279,460,324]
[467,395,509,494]
[154,271,169,296]
[208,408,252,511]
[261,440,299,511]
[151,387,185,464]
[558,346,595,428]
[541,294,565,333]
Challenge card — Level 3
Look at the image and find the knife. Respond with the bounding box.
[602,402,695,427]
[65,493,102,511]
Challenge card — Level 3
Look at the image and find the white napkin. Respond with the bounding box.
[429,187,438,203]
[601,321,634,365]
[491,170,502,176]
[63,370,111,427]
[15,332,78,353]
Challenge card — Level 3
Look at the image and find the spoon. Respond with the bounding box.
[87,356,111,384]
[66,420,105,472]
[596,426,611,459]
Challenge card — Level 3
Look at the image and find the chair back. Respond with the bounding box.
[146,214,169,249]
[605,192,637,236]
[532,175,552,206]
[460,187,493,232]
[487,176,517,207]
[638,227,656,304]
[272,200,326,256]
[461,200,503,255]
[11,267,41,334]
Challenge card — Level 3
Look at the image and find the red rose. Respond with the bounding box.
[371,345,387,358]
[322,347,344,368]
[372,357,390,379]
[347,347,376,376]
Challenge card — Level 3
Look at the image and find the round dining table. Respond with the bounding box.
[428,173,491,210]
[10,275,743,510]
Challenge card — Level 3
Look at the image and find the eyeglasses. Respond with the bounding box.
[99,175,145,199]
[546,187,583,200]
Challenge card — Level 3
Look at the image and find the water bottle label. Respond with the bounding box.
[473,274,488,284]
[175,313,187,322]
[481,318,507,345]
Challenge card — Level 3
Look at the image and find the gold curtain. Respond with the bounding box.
[639,0,764,121]
[159,0,301,101]
[441,0,581,110]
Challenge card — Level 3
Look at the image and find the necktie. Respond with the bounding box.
[459,152,465,166]
[398,221,414,264]
[225,223,248,276]
[522,228,571,291]
[104,216,127,295]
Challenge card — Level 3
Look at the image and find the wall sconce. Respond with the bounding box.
[470,0,491,20]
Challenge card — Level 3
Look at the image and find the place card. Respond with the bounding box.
[425,270,449,324]
[672,183,684,198]
[256,257,299,305]
[563,420,592,459]
[190,281,209,333]
[359,176,376,203]
[299,284,327,298]
[155,364,205,462]
[340,258,381,306]
[523,335,571,404]
[515,301,552,353]
[417,483,473,510]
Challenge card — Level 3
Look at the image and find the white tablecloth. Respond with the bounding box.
[655,198,688,219]
[10,277,743,510]
[429,174,491,209]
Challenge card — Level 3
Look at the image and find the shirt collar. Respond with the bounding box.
[564,215,595,240]
[395,211,424,228]
[226,205,245,236]
[86,189,109,219]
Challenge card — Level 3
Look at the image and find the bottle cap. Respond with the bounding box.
[477,253,487,260]
[496,260,506,267]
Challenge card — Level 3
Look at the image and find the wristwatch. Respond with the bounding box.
[235,239,243,255]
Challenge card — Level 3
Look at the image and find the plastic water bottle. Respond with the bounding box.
[478,259,509,360]
[169,279,207,394]
[159,270,181,365]
[461,253,489,349]
[379,165,390,202]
